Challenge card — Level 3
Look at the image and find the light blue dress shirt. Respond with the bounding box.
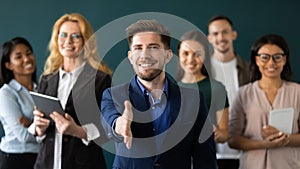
[135,76,169,135]
[136,76,170,151]
[0,79,39,153]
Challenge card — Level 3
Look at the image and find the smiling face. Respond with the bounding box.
[128,32,172,81]
[256,44,286,79]
[5,44,36,80]
[178,40,205,76]
[58,21,84,59]
[208,19,237,54]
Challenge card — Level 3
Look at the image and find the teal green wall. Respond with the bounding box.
[0,0,299,82]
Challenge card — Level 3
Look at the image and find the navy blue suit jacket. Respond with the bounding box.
[101,76,216,169]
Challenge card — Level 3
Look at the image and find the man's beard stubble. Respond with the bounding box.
[138,69,163,81]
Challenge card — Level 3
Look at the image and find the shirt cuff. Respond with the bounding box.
[81,123,100,145]
[111,118,124,142]
[27,123,46,143]
[36,134,46,143]
[28,123,36,135]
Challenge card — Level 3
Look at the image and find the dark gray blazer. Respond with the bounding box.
[236,55,251,87]
[34,63,111,169]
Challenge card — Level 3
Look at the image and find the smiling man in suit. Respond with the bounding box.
[101,19,217,169]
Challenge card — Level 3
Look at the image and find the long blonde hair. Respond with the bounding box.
[43,13,112,75]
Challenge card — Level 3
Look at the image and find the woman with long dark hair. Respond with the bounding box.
[0,37,39,169]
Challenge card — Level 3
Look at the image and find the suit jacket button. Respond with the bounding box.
[63,137,69,142]
[154,163,160,168]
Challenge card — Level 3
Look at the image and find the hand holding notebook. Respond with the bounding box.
[269,108,294,134]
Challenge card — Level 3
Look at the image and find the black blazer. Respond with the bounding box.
[34,63,111,169]
[101,76,217,169]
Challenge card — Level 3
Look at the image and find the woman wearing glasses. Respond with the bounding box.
[228,34,300,169]
[31,13,112,169]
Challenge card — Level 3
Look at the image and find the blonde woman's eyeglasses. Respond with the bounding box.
[58,32,82,43]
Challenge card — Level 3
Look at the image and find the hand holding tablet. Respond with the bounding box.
[30,91,64,118]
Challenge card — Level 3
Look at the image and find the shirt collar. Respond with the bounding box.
[8,79,37,92]
[59,61,86,80]
[135,75,169,97]
[8,79,22,91]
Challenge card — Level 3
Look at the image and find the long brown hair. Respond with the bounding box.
[175,30,211,81]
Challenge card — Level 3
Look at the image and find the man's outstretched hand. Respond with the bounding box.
[115,100,133,149]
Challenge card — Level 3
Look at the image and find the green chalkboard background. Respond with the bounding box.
[1,0,299,82]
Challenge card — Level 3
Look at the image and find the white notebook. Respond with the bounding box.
[269,108,294,134]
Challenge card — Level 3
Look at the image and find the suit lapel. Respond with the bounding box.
[167,80,181,125]
[72,63,96,94]
[129,78,150,111]
[45,73,59,97]
[154,78,181,162]
[67,64,97,124]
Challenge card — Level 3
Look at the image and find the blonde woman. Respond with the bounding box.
[31,13,112,169]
